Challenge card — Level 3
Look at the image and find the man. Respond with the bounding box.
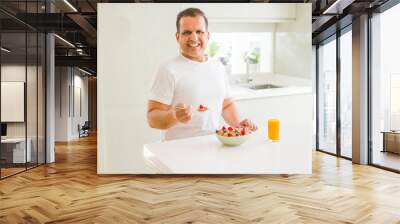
[147,7,257,140]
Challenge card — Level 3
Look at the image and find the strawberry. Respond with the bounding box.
[241,130,245,135]
[198,104,208,112]
[228,133,232,137]
[228,127,233,131]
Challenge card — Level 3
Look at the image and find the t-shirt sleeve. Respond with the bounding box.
[149,66,175,105]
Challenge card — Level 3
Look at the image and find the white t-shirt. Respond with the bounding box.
[149,54,231,140]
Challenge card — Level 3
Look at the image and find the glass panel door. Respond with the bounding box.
[318,37,337,154]
[1,31,28,178]
[340,29,352,158]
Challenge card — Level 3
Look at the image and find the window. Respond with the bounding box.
[390,74,400,130]
[317,37,337,155]
[371,2,400,171]
[340,29,352,158]
[207,33,273,75]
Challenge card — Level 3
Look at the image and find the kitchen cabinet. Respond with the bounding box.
[233,89,313,134]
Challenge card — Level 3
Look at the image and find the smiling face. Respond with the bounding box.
[176,16,210,62]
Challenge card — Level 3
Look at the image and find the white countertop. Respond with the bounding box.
[143,125,312,174]
[231,85,312,101]
[229,74,312,101]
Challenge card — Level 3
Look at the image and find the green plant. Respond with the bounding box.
[244,48,261,64]
[207,41,219,58]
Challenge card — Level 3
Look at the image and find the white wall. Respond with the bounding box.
[55,67,89,141]
[55,67,69,141]
[72,73,89,138]
[98,3,311,174]
[275,4,312,79]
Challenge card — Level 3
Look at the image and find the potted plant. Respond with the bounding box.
[207,41,219,58]
[244,48,261,81]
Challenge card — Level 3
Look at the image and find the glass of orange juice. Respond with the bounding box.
[268,119,280,141]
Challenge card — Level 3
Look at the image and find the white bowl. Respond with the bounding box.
[216,133,250,146]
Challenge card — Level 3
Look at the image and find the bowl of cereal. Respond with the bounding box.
[215,126,252,146]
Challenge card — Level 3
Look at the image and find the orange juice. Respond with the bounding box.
[268,119,280,141]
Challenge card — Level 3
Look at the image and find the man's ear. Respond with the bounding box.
[175,32,179,42]
[207,31,210,41]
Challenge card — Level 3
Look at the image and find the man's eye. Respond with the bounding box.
[182,31,191,35]
[196,31,204,35]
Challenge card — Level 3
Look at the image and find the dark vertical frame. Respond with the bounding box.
[336,28,341,157]
[36,0,39,168]
[367,10,373,165]
[44,0,47,164]
[24,0,28,171]
[316,44,319,150]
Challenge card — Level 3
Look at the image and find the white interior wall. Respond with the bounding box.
[55,67,89,141]
[72,73,89,138]
[55,67,70,141]
[275,4,311,79]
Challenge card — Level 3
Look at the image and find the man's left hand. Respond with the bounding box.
[239,119,257,131]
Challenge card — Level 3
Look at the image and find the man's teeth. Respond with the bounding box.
[189,43,199,47]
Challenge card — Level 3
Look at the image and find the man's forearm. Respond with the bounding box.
[148,109,178,129]
[222,101,241,127]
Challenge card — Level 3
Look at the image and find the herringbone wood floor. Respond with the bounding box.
[1,134,400,224]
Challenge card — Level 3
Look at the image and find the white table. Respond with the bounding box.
[1,138,31,163]
[143,126,312,174]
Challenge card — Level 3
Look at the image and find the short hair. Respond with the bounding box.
[176,8,208,33]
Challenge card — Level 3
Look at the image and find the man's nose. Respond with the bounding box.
[189,32,199,41]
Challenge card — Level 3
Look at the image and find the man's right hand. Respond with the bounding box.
[173,103,192,124]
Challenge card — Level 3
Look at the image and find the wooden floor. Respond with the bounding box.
[1,167,26,178]
[1,134,400,223]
